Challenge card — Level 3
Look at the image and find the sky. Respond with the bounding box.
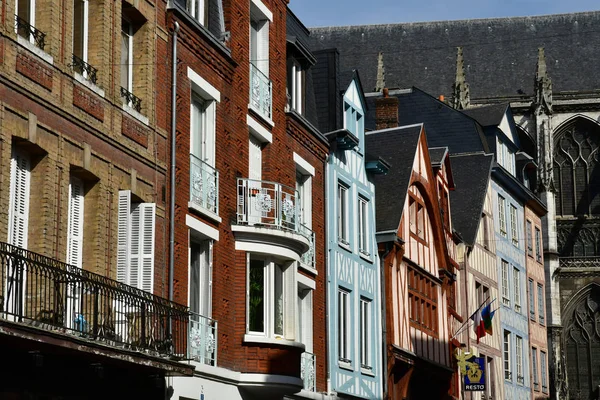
[289,0,600,27]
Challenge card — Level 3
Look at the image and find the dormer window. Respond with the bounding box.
[287,59,305,114]
[497,138,515,175]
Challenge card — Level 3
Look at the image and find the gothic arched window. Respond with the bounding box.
[553,118,600,216]
[564,286,600,400]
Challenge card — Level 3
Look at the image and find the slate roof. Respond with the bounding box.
[429,147,449,167]
[309,11,600,100]
[365,124,423,233]
[366,88,490,155]
[462,104,509,127]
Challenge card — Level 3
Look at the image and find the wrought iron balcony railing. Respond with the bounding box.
[120,86,142,113]
[190,154,219,215]
[0,242,189,358]
[301,351,316,392]
[188,312,217,366]
[71,54,98,84]
[249,63,272,121]
[15,15,46,50]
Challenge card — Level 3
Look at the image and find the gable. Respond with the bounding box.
[343,79,364,113]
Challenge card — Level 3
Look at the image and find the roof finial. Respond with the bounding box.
[375,51,385,92]
[451,47,470,110]
[534,47,552,114]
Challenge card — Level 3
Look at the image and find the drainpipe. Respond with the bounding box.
[169,21,179,307]
[380,241,393,400]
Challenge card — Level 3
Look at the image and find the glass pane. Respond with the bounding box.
[190,243,201,316]
[73,0,85,59]
[120,22,131,90]
[273,264,284,336]
[191,98,205,159]
[249,259,265,332]
[17,0,31,23]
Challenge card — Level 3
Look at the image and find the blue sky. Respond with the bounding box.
[289,0,600,27]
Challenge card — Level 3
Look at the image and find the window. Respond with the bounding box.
[498,195,507,237]
[501,260,510,306]
[249,1,270,119]
[121,19,133,95]
[16,0,38,46]
[409,195,426,242]
[337,183,348,245]
[338,288,350,363]
[476,281,489,309]
[503,330,511,380]
[66,176,85,268]
[482,213,491,250]
[532,347,539,391]
[513,267,521,313]
[510,205,518,246]
[408,266,438,336]
[73,0,93,80]
[526,220,533,257]
[360,298,371,369]
[535,227,542,263]
[529,278,535,320]
[295,169,312,229]
[497,139,516,175]
[116,190,156,292]
[516,335,524,384]
[190,92,217,213]
[486,355,495,398]
[538,283,545,325]
[189,239,212,318]
[8,149,31,249]
[247,256,294,338]
[296,286,313,350]
[541,351,548,392]
[439,183,450,229]
[358,197,369,256]
[287,59,305,114]
[186,0,206,25]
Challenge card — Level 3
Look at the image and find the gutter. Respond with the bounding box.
[169,21,180,308]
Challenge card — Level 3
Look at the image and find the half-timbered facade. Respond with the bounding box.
[367,122,458,400]
[324,74,385,399]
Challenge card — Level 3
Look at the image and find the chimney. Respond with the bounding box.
[375,88,399,130]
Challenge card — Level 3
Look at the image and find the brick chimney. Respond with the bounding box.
[375,88,399,130]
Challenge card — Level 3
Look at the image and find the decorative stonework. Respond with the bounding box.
[451,47,470,110]
[121,114,149,148]
[73,84,104,121]
[16,51,53,91]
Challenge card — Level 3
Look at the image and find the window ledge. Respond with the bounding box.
[74,72,105,97]
[298,262,318,276]
[243,334,305,350]
[359,251,374,263]
[188,202,222,223]
[17,35,53,65]
[122,103,149,125]
[338,241,351,253]
[248,104,275,128]
[361,367,375,377]
[338,360,353,371]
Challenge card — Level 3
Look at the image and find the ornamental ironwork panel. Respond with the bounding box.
[190,154,219,215]
[71,54,98,84]
[15,15,45,50]
[565,286,600,400]
[301,351,316,391]
[188,311,217,366]
[553,118,600,217]
[249,63,272,121]
[120,86,142,113]
[557,218,600,257]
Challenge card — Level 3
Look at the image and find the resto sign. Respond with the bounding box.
[464,356,486,391]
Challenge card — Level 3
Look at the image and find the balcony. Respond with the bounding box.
[0,242,189,360]
[190,154,219,216]
[15,15,46,50]
[188,312,217,366]
[71,54,98,84]
[120,86,142,113]
[249,63,272,121]
[301,351,316,392]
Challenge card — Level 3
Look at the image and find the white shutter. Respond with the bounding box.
[8,150,31,249]
[116,190,131,284]
[66,177,85,268]
[129,204,141,288]
[138,202,155,292]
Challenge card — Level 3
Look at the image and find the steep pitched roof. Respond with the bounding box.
[449,153,494,246]
[309,11,600,100]
[365,124,423,233]
[366,88,490,155]
[462,104,509,127]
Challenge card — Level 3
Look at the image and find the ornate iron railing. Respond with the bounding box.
[559,256,600,269]
[301,351,316,392]
[71,54,98,84]
[0,242,189,358]
[15,15,46,50]
[188,312,217,366]
[120,86,142,113]
[190,154,219,215]
[249,63,272,121]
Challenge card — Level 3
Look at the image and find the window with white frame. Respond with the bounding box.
[287,59,305,114]
[504,330,511,380]
[513,267,521,313]
[497,139,515,175]
[73,0,90,77]
[16,0,37,45]
[338,288,351,363]
[360,297,372,370]
[344,101,363,137]
[189,238,212,318]
[541,351,548,392]
[510,204,518,247]
[247,255,295,339]
[498,195,507,237]
[538,283,545,325]
[516,335,524,384]
[8,149,31,249]
[296,285,313,351]
[186,0,206,25]
[120,19,133,95]
[358,196,369,256]
[529,278,535,320]
[249,3,269,77]
[66,176,85,268]
[532,347,539,390]
[337,182,349,245]
[535,227,542,263]
[501,260,510,306]
[296,170,311,228]
[526,220,533,257]
[116,190,156,292]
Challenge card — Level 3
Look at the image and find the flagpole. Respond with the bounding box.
[450,297,495,340]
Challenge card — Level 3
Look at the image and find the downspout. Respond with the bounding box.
[380,241,393,400]
[169,21,180,306]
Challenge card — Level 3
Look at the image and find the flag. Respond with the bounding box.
[471,307,486,344]
[482,304,496,336]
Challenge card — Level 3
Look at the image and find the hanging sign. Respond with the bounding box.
[464,356,486,391]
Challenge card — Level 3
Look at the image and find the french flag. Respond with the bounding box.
[471,307,486,344]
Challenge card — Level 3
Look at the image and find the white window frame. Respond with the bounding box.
[501,260,510,307]
[503,330,511,381]
[360,297,372,370]
[15,0,36,43]
[8,149,31,249]
[73,0,89,65]
[538,283,545,325]
[188,237,213,319]
[532,347,539,390]
[66,176,85,268]
[358,196,369,257]
[296,284,313,352]
[541,351,548,392]
[513,267,521,313]
[187,0,206,25]
[526,219,533,256]
[529,278,535,320]
[249,1,270,77]
[295,169,312,229]
[337,182,349,246]
[498,195,507,237]
[246,255,295,340]
[510,204,518,247]
[338,287,351,364]
[516,335,523,385]
[121,18,133,94]
[535,227,542,263]
[288,59,305,114]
